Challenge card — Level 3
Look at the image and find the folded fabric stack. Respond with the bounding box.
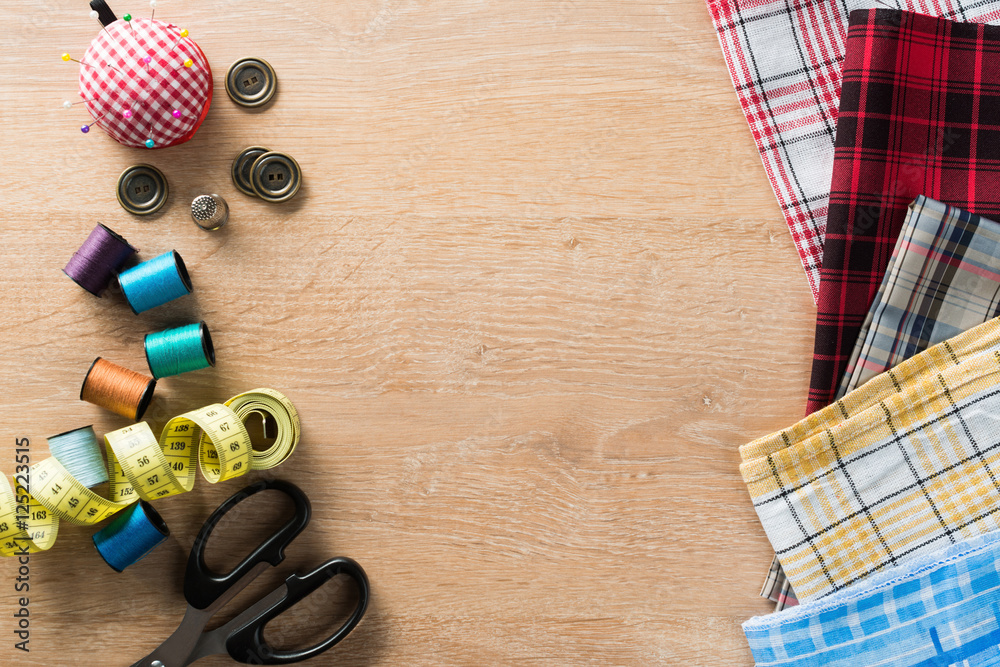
[741,318,1000,662]
[708,1,1000,662]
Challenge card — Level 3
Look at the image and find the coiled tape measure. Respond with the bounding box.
[0,388,299,555]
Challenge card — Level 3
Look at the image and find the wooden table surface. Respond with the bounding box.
[0,0,818,664]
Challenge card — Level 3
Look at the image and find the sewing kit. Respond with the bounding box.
[5,0,313,567]
[1,2,372,659]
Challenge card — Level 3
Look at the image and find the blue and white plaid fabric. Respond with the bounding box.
[744,531,1000,666]
[838,196,1000,398]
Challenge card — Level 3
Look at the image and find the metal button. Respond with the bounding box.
[116,164,168,216]
[231,146,270,197]
[191,194,229,231]
[250,152,302,203]
[225,58,277,108]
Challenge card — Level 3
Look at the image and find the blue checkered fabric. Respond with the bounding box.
[744,531,1000,666]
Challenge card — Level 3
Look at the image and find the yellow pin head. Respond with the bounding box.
[179,28,189,38]
[61,53,71,62]
[183,58,193,68]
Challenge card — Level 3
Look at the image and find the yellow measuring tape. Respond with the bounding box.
[0,388,299,556]
[226,388,300,470]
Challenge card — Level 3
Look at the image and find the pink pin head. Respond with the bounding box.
[143,56,152,64]
[123,109,133,119]
[172,109,182,118]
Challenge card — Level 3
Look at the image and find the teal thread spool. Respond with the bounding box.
[117,250,193,314]
[144,321,216,378]
[47,425,108,488]
[92,501,170,572]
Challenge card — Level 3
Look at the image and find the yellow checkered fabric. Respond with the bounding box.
[743,317,1000,601]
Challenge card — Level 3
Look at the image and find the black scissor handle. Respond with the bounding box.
[185,479,311,610]
[226,556,370,665]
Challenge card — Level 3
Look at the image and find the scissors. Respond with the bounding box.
[130,479,370,666]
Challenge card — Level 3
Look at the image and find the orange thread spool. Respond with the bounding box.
[80,357,156,420]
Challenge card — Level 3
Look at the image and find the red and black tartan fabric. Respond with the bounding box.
[806,8,1000,414]
[705,0,1000,304]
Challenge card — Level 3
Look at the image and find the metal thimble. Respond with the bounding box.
[190,194,229,231]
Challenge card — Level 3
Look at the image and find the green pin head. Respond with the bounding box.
[123,13,132,21]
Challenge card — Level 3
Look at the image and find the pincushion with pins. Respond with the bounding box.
[71,11,211,149]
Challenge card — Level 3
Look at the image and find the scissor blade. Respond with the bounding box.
[129,561,272,667]
[187,585,289,664]
[129,605,214,667]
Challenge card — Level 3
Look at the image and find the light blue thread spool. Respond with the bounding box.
[117,250,193,314]
[92,501,170,572]
[47,425,108,488]
[145,321,216,378]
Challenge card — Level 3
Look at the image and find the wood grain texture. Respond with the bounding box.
[0,0,816,664]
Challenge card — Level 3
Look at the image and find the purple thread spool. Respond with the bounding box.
[63,224,137,296]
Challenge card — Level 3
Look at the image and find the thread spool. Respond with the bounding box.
[63,224,137,297]
[117,250,192,314]
[81,357,156,420]
[47,425,108,488]
[144,321,215,378]
[92,501,169,572]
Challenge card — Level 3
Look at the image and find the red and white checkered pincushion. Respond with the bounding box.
[79,18,212,149]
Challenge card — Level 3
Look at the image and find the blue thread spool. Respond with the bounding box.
[117,250,192,314]
[92,501,170,572]
[145,321,216,378]
[47,425,108,488]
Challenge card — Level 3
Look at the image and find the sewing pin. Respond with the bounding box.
[167,27,189,53]
[62,52,125,75]
[89,9,115,39]
[121,14,151,71]
[81,107,112,133]
[150,0,157,21]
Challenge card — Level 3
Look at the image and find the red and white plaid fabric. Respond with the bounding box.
[79,18,212,149]
[705,0,1000,302]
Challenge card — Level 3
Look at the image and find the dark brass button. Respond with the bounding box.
[117,164,168,215]
[250,152,302,203]
[231,146,270,197]
[226,58,277,108]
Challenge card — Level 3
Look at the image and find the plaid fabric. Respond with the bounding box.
[705,0,1000,302]
[79,18,212,148]
[839,196,1000,397]
[764,197,1000,609]
[742,317,1000,601]
[744,531,1000,666]
[760,557,800,609]
[753,317,1000,607]
[807,9,1000,414]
